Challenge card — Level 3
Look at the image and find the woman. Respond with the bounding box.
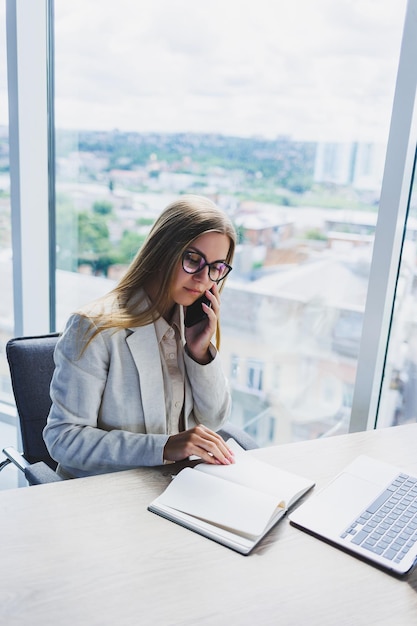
[43,195,236,478]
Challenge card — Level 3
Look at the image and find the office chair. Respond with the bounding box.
[2,334,63,485]
[1,333,257,487]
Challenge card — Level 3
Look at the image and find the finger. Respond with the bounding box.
[164,427,235,463]
[202,301,216,325]
[196,445,233,465]
[205,287,219,308]
[203,292,220,321]
[194,427,235,464]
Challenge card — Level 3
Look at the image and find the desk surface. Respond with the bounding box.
[2,424,417,626]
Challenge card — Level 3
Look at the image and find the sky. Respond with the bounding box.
[0,0,408,142]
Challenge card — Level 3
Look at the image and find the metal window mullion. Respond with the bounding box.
[7,0,51,337]
[350,0,417,432]
[46,0,56,331]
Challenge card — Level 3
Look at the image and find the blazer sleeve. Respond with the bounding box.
[43,314,169,477]
[184,345,231,430]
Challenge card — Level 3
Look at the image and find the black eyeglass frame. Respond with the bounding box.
[181,250,233,283]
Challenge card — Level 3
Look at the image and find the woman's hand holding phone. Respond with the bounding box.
[185,285,219,364]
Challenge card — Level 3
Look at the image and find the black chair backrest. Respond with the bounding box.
[6,334,60,470]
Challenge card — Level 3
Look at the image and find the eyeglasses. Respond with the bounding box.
[182,250,232,283]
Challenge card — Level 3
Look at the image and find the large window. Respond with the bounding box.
[52,0,408,447]
[4,1,417,456]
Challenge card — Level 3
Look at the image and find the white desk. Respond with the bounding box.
[2,424,417,625]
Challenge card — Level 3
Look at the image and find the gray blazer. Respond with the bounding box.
[43,312,231,478]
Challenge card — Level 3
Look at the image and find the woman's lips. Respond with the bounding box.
[185,287,204,296]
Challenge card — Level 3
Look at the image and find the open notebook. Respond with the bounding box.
[148,440,314,554]
[289,455,417,576]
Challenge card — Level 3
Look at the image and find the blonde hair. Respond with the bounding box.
[81,195,236,349]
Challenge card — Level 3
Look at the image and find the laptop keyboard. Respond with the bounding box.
[340,473,417,563]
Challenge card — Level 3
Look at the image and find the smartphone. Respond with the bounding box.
[184,291,212,327]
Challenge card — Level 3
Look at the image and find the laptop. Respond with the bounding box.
[288,455,417,576]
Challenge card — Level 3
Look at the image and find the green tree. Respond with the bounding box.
[77,210,115,275]
[304,228,328,241]
[92,200,113,216]
[116,230,147,265]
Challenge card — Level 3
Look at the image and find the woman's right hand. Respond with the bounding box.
[163,425,235,465]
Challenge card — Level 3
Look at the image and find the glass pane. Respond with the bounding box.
[0,3,18,490]
[54,0,407,445]
[0,3,13,405]
[378,151,417,429]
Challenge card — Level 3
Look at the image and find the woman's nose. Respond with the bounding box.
[192,265,211,283]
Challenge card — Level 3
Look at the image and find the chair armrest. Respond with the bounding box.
[24,462,63,485]
[217,422,259,450]
[2,446,30,471]
[2,446,63,485]
[0,457,12,472]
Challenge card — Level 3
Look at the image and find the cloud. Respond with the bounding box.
[1,0,409,140]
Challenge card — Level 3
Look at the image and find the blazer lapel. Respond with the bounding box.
[126,325,166,434]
